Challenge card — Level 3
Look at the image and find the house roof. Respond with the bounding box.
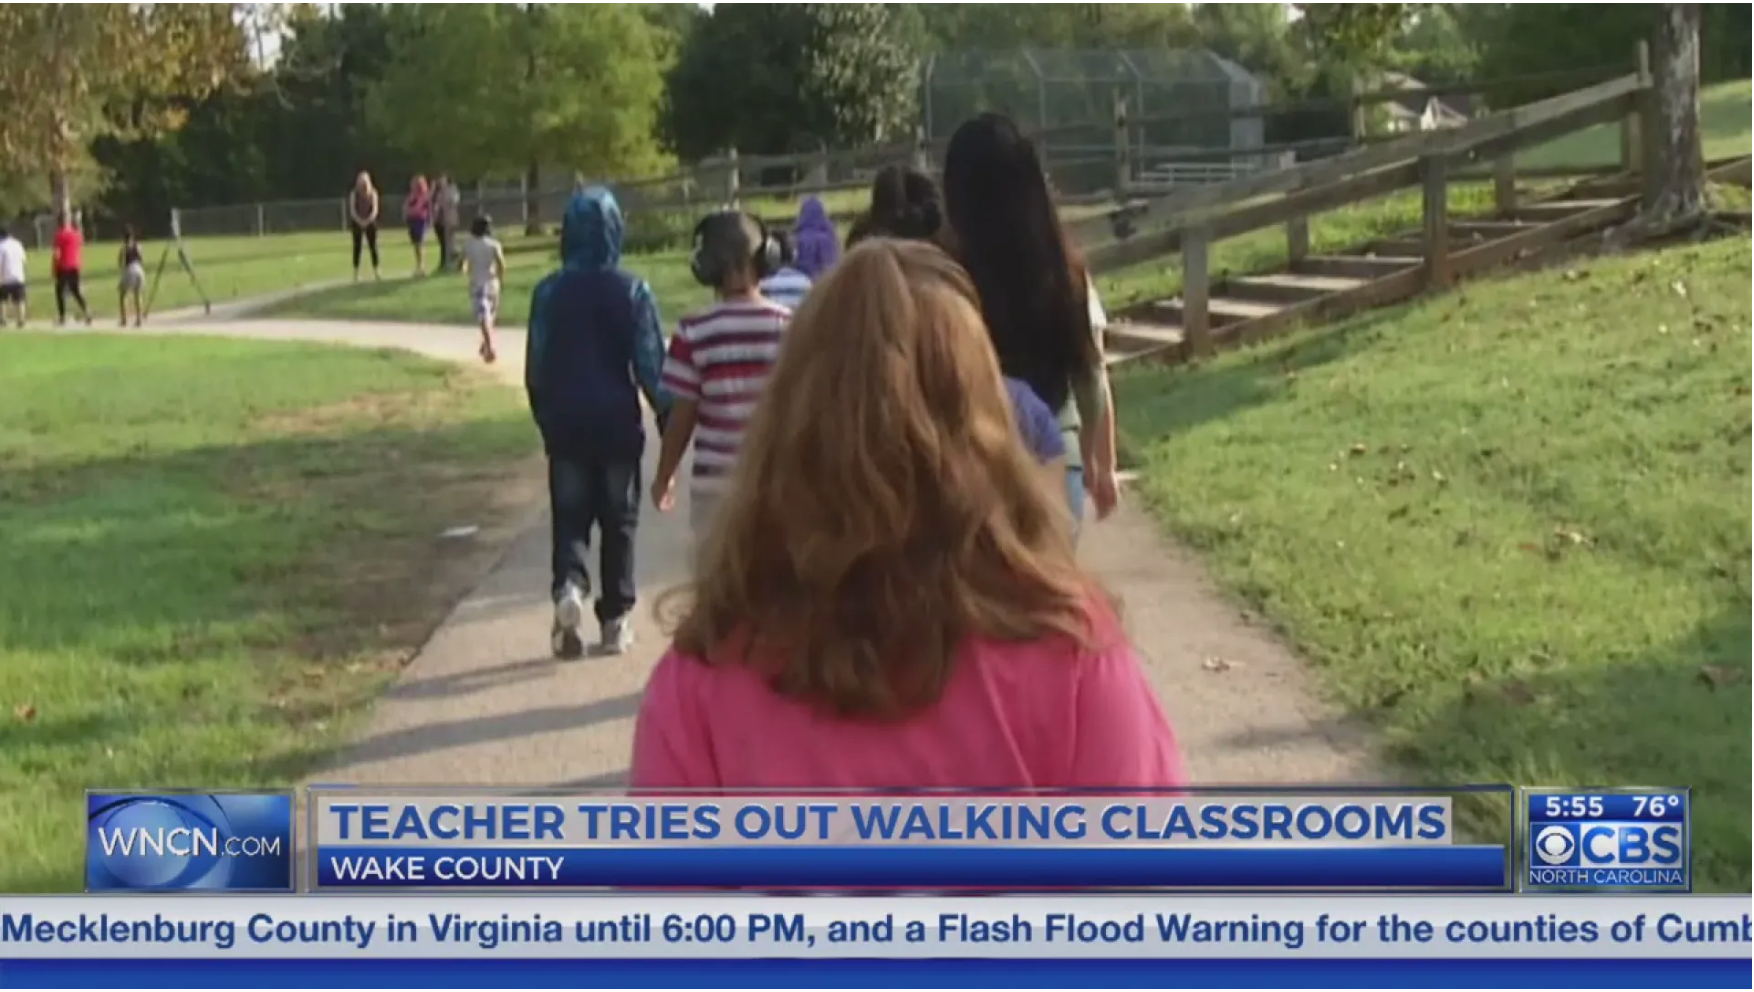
[1376,70,1473,119]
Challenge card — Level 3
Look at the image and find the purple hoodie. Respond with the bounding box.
[791,195,840,279]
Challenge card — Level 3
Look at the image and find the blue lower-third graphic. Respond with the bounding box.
[86,792,295,892]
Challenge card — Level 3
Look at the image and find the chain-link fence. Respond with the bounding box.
[163,51,1272,241]
[168,177,568,241]
[922,48,1270,193]
[162,149,922,253]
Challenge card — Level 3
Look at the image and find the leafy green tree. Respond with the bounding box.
[1387,4,1479,84]
[636,1,703,59]
[1193,4,1304,92]
[1460,3,1746,102]
[255,3,409,199]
[1297,3,1418,70]
[0,3,251,216]
[367,3,670,226]
[662,4,920,161]
[913,4,1196,51]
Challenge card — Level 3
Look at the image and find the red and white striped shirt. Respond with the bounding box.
[661,299,791,494]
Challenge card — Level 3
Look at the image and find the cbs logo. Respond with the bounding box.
[1532,823,1681,866]
[1534,825,1577,865]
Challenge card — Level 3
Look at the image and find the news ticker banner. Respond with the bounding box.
[0,897,1748,989]
[82,787,1694,895]
[1,895,1748,960]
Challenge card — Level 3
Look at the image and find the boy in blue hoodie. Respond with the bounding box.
[526,187,671,659]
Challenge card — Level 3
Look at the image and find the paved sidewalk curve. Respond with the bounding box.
[184,317,1387,788]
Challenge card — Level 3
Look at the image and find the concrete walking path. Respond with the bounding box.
[164,315,1387,788]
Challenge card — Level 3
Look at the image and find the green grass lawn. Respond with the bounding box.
[1114,236,1752,889]
[1518,79,1751,171]
[264,181,1511,329]
[0,333,538,891]
[261,242,716,328]
[23,230,391,318]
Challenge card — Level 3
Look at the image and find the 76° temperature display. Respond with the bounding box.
[1522,789,1690,894]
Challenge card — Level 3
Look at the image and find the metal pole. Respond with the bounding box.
[1022,50,1046,161]
[922,54,936,151]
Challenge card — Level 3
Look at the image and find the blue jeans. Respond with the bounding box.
[548,456,641,622]
[1065,466,1086,541]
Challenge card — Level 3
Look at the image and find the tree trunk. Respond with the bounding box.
[522,3,542,236]
[48,167,73,224]
[1643,3,1706,227]
[523,160,541,236]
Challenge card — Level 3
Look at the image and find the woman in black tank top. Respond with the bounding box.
[348,171,381,281]
[117,225,146,327]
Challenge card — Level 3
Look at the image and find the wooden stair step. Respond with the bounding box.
[1449,220,1543,241]
[1372,220,1543,257]
[1371,237,1429,257]
[1104,322,1184,365]
[1513,198,1630,221]
[1571,178,1642,198]
[1452,219,1536,236]
[1105,321,1185,348]
[1224,272,1370,304]
[1292,255,1422,279]
[1154,296,1283,325]
[1105,343,1174,366]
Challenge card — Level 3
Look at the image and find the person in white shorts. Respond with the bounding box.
[0,226,27,328]
[461,214,506,363]
[117,226,147,327]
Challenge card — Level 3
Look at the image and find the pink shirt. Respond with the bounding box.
[630,614,1187,791]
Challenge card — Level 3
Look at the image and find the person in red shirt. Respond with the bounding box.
[51,212,92,326]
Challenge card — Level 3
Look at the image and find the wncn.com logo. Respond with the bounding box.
[85,793,295,892]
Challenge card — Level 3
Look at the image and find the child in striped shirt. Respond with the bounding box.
[654,211,792,536]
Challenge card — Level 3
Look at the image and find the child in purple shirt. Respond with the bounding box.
[1006,376,1067,465]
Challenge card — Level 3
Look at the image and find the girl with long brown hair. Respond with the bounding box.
[629,238,1185,790]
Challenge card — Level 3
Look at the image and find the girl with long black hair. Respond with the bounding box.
[941,112,1120,537]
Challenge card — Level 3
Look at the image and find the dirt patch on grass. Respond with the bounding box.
[251,387,460,437]
[207,372,548,730]
[265,457,543,728]
[312,462,543,660]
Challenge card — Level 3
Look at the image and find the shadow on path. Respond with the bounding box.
[345,690,643,767]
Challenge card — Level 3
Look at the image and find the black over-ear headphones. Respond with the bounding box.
[690,210,782,288]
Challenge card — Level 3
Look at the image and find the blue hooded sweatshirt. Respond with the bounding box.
[525,187,669,460]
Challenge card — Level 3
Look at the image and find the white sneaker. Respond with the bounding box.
[597,616,634,656]
[552,584,585,659]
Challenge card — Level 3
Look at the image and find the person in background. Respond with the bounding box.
[1006,374,1068,494]
[942,112,1120,540]
[0,226,27,327]
[349,171,382,281]
[756,230,810,312]
[116,226,146,327]
[433,174,462,273]
[462,214,506,363]
[404,174,432,277]
[846,164,942,248]
[790,194,840,279]
[629,239,1186,790]
[525,187,671,660]
[653,211,790,540]
[847,171,1062,476]
[51,211,92,326]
